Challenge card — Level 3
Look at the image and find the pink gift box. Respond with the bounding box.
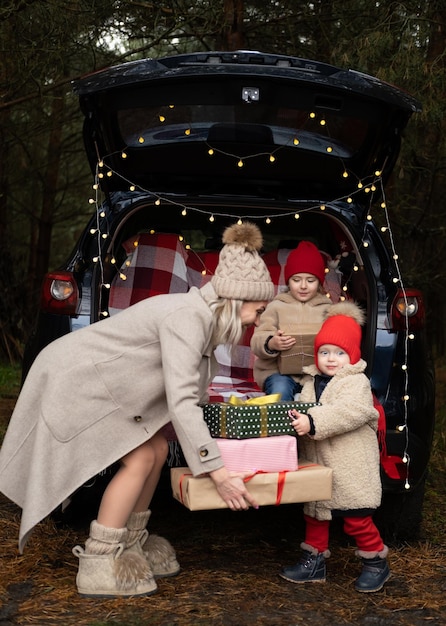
[215,435,298,473]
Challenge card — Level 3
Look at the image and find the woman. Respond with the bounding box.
[0,221,274,598]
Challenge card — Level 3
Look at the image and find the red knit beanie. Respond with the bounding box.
[314,302,365,366]
[284,241,326,285]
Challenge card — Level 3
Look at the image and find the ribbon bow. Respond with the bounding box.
[227,393,281,406]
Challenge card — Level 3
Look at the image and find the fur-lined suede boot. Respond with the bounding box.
[72,520,158,597]
[126,510,180,578]
[279,543,330,584]
[354,545,391,592]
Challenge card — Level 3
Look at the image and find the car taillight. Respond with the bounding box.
[391,288,426,332]
[40,271,80,315]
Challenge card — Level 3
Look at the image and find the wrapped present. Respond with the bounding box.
[202,395,319,439]
[277,323,320,375]
[215,435,298,473]
[171,460,333,511]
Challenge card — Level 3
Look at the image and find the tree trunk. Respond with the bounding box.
[223,0,245,50]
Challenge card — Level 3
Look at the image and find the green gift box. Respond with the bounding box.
[201,400,319,439]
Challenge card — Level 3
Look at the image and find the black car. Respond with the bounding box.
[23,51,435,540]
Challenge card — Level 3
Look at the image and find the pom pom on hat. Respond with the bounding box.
[211,222,274,301]
[284,241,326,285]
[314,301,366,365]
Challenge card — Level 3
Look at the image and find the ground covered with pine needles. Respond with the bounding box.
[0,365,445,626]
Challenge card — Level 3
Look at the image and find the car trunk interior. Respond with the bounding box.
[89,199,375,399]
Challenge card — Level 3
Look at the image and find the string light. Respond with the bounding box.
[88,126,411,492]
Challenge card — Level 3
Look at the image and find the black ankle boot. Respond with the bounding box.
[355,547,391,593]
[279,543,329,584]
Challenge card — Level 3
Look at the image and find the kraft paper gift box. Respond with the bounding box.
[215,435,298,473]
[278,322,319,375]
[202,395,319,439]
[171,460,333,511]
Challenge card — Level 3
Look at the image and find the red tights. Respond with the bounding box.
[304,514,384,553]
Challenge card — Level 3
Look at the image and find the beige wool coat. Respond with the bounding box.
[0,284,226,552]
[250,291,331,388]
[298,360,382,521]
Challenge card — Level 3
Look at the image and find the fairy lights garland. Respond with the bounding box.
[86,117,414,489]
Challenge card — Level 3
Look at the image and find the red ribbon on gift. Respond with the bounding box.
[179,472,193,504]
[243,470,287,506]
[179,464,319,507]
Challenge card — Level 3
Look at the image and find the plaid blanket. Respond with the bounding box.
[109,233,190,314]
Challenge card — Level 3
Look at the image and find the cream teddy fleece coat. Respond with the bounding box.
[298,360,381,521]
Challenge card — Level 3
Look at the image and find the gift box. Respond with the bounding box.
[277,323,320,375]
[215,435,298,473]
[171,460,333,511]
[202,397,319,439]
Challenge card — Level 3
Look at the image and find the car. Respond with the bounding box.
[23,50,435,540]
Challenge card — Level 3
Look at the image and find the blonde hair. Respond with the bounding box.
[206,296,244,346]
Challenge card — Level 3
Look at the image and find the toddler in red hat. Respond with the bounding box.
[280,301,391,593]
[251,240,332,400]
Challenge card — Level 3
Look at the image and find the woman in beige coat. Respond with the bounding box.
[280,302,391,593]
[0,222,274,598]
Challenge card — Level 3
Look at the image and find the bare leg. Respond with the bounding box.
[97,432,168,528]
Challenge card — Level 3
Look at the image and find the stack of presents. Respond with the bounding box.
[108,231,338,510]
[171,397,333,510]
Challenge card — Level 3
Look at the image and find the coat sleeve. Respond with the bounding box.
[157,305,224,476]
[250,301,281,357]
[308,374,378,440]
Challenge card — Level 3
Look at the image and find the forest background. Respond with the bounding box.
[0,0,445,363]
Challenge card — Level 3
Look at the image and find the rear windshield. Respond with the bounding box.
[117,104,368,158]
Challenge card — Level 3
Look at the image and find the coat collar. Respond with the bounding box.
[304,358,367,379]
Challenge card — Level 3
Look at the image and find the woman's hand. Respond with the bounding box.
[209,467,259,510]
[268,330,296,352]
[288,410,311,436]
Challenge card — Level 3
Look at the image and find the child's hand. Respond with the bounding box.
[269,330,296,352]
[288,410,311,436]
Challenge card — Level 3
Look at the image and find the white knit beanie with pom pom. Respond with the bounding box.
[211,222,274,301]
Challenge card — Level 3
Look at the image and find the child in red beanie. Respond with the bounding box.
[251,240,332,400]
[280,301,390,593]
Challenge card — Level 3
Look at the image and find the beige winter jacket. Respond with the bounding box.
[0,284,225,552]
[250,291,331,388]
[298,360,381,521]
